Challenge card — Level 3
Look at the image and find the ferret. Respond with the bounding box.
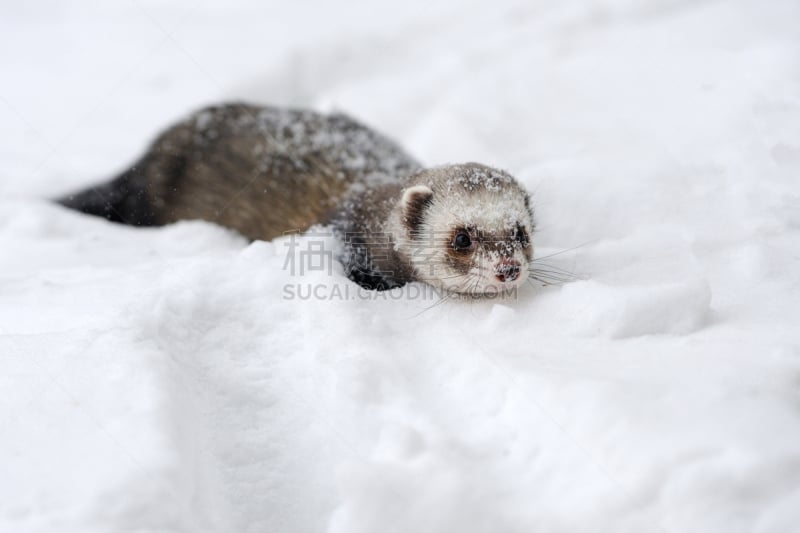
[59,103,535,295]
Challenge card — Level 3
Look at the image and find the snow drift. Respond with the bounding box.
[2,1,800,532]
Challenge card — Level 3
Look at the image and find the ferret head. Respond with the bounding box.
[395,163,534,296]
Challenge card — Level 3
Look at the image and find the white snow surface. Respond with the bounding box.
[2,1,800,532]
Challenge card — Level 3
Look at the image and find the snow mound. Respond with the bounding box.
[560,278,712,338]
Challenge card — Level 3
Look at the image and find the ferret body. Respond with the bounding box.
[60,103,535,294]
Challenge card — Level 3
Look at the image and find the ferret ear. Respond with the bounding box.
[401,185,433,234]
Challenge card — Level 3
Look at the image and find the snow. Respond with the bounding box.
[2,0,800,532]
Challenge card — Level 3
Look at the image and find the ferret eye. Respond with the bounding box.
[453,230,472,250]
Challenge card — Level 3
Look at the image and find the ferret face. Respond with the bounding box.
[398,164,534,296]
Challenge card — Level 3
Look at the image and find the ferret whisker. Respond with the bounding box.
[529,275,562,286]
[528,267,575,279]
[532,241,595,261]
[527,274,572,286]
[435,272,475,281]
[528,268,580,282]
[529,260,577,274]
[526,277,541,290]
[411,290,453,317]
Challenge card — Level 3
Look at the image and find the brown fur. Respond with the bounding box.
[60,103,420,241]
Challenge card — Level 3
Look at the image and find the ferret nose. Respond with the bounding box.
[495,259,521,283]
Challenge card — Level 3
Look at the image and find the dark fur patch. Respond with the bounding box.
[58,170,162,226]
[524,193,536,230]
[514,223,530,247]
[341,233,406,291]
[445,227,474,275]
